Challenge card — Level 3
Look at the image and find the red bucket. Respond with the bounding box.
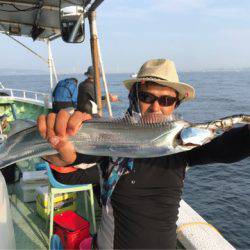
[54,210,90,250]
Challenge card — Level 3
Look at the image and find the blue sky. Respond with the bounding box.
[1,0,250,73]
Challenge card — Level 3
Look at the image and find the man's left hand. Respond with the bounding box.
[109,93,119,102]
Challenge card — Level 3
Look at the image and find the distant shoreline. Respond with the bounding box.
[1,69,250,77]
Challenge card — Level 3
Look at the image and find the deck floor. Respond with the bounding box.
[7,183,183,250]
[9,191,49,249]
[8,183,101,250]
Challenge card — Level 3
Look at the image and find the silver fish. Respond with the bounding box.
[0,114,249,169]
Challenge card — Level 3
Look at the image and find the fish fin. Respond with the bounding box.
[87,114,180,129]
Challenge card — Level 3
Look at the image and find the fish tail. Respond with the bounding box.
[0,126,37,169]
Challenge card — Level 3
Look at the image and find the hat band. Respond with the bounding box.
[137,75,169,82]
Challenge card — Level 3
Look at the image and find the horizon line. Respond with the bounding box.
[1,68,250,76]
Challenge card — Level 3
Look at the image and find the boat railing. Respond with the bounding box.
[0,82,51,107]
[0,82,5,89]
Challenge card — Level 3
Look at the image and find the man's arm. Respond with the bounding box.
[52,165,100,185]
[187,125,250,167]
[72,152,104,165]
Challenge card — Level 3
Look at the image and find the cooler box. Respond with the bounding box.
[16,170,48,202]
[54,210,90,250]
[16,178,47,202]
[36,185,77,220]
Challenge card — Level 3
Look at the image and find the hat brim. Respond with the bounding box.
[123,77,195,102]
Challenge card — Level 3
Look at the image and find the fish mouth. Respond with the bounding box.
[174,132,199,147]
[175,126,215,148]
[174,129,206,148]
[181,142,201,147]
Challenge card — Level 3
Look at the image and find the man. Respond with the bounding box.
[77,66,119,114]
[38,59,250,249]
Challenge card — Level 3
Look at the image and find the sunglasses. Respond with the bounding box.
[138,91,178,107]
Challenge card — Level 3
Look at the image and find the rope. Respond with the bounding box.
[176,222,221,235]
[0,24,47,63]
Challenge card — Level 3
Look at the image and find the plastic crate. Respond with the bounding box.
[36,199,77,220]
[35,185,77,220]
[54,210,90,250]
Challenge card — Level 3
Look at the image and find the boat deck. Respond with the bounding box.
[8,185,48,249]
[8,184,101,249]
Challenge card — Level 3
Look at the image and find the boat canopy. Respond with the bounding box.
[0,0,104,41]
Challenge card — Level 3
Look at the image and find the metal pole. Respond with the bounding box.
[47,40,54,91]
[49,44,58,84]
[89,11,102,116]
[96,37,113,117]
[87,0,104,12]
[51,57,58,84]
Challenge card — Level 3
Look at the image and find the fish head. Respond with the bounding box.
[167,126,216,154]
[179,127,215,147]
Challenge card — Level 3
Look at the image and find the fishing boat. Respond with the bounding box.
[0,82,50,124]
[0,1,236,249]
[0,0,59,125]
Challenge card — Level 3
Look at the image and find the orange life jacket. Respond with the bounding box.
[50,164,78,174]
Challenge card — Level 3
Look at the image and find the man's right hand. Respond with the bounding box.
[37,110,92,166]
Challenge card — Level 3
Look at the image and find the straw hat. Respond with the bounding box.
[123,59,195,101]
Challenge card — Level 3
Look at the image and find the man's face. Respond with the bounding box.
[138,82,178,116]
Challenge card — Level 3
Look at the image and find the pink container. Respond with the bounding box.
[79,237,93,250]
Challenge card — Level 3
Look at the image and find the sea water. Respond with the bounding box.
[0,71,249,248]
